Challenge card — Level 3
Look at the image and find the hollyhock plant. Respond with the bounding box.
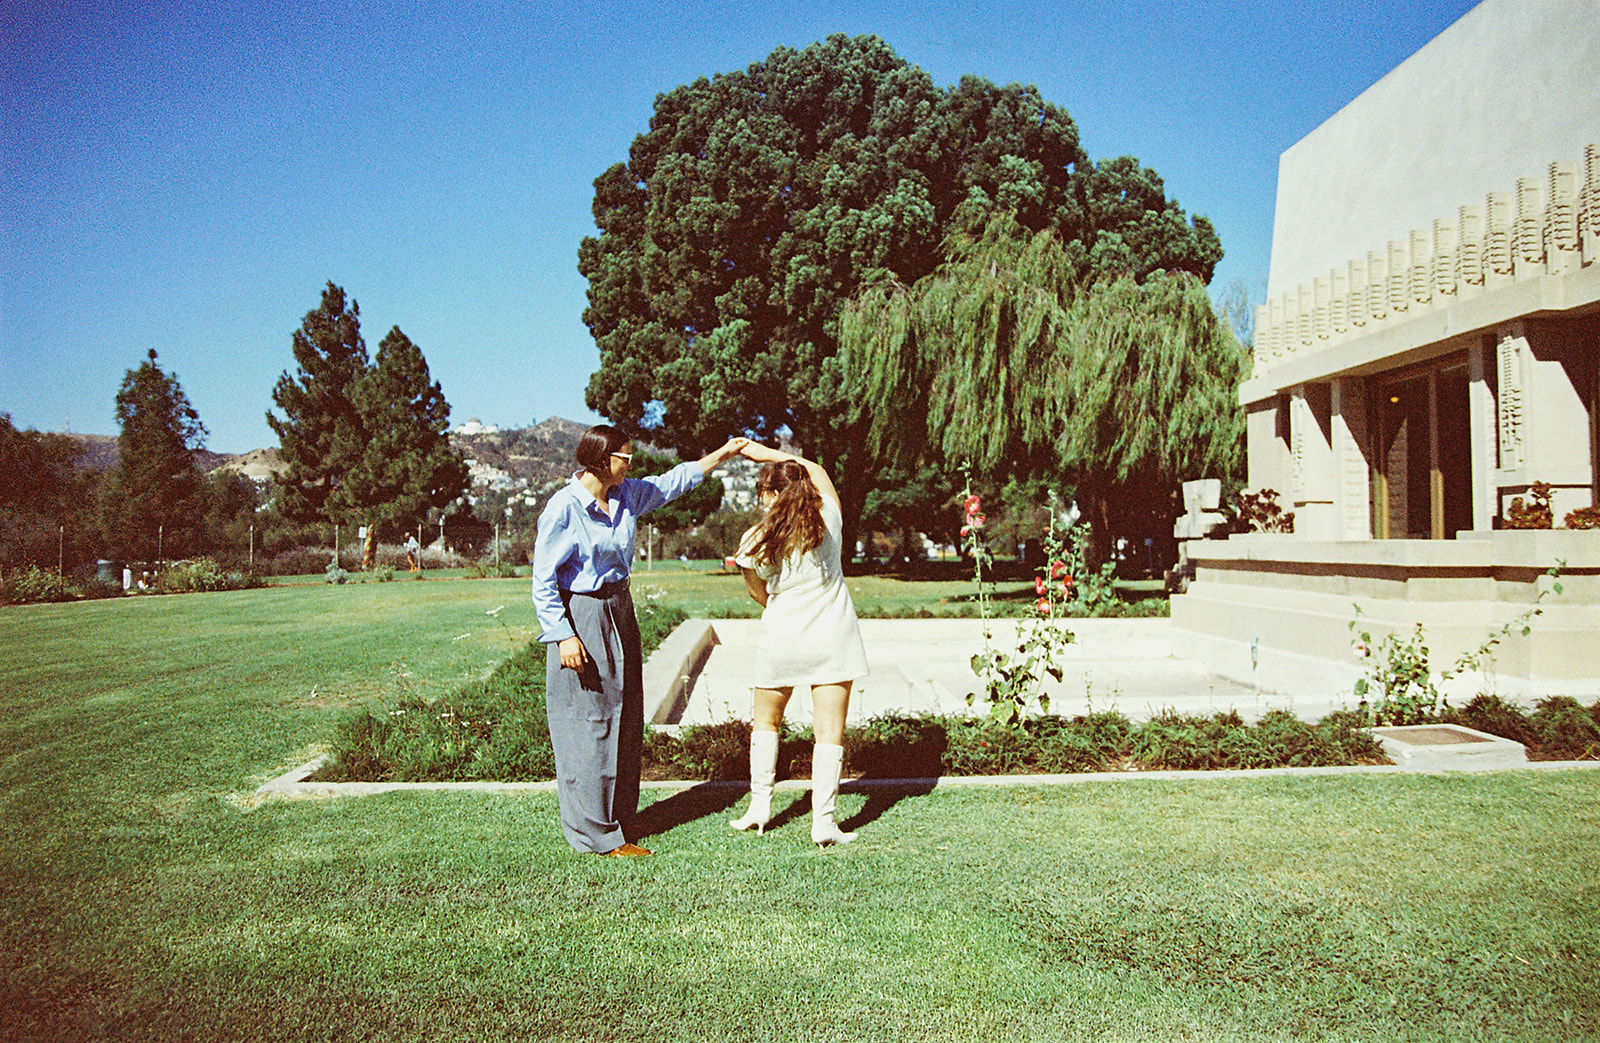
[964,476,1076,725]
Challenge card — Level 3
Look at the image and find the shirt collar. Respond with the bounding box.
[571,470,618,517]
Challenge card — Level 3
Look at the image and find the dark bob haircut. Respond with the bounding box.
[574,424,629,473]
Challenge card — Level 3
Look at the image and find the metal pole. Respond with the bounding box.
[249,524,254,567]
[58,525,64,577]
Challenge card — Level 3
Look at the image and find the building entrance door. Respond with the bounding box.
[1373,357,1472,539]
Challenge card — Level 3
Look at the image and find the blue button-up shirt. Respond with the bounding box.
[531,462,703,643]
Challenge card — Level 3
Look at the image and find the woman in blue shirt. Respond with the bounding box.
[532,425,746,856]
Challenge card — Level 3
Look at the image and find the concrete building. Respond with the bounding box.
[1173,0,1600,703]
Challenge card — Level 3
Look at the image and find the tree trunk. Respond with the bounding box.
[1077,480,1113,571]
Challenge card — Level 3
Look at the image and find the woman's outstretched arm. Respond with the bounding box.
[695,437,750,475]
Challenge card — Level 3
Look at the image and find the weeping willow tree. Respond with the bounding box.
[842,211,1247,565]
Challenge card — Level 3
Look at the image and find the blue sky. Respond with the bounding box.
[2,0,1479,452]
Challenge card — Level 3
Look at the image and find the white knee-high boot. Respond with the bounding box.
[810,743,856,846]
[730,729,778,834]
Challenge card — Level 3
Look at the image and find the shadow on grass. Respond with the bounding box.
[839,781,938,834]
[631,782,743,841]
[630,777,941,842]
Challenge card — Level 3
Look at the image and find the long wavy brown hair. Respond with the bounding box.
[747,461,826,568]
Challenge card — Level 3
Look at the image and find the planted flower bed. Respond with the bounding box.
[312,594,1600,784]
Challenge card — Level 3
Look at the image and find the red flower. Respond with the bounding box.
[1063,577,1074,593]
[964,495,982,515]
[1034,577,1047,596]
[970,515,985,528]
[1049,560,1067,578]
[1036,598,1052,615]
[960,525,971,537]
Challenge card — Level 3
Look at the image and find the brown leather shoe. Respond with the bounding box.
[600,842,652,857]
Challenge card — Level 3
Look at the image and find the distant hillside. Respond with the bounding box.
[56,418,593,490]
[210,447,284,481]
[451,417,590,488]
[67,433,231,474]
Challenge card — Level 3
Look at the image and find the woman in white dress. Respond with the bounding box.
[728,443,869,845]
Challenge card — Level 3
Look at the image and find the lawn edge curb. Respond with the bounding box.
[249,756,1600,807]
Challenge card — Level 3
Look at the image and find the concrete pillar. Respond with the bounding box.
[1347,256,1369,329]
[1486,191,1514,289]
[1545,160,1580,274]
[1291,383,1336,537]
[1495,324,1527,478]
[1514,177,1545,279]
[1386,239,1409,318]
[1432,218,1458,302]
[1457,204,1484,299]
[1331,376,1373,540]
[1408,228,1432,309]
[1366,249,1388,324]
[1467,341,1498,531]
[1583,145,1599,265]
[1247,395,1291,494]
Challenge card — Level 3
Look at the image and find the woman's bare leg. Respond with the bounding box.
[809,682,853,745]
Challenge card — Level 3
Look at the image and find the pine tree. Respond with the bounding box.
[337,327,468,568]
[269,284,468,569]
[100,350,208,561]
[268,283,368,525]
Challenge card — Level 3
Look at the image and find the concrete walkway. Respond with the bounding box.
[652,617,1353,730]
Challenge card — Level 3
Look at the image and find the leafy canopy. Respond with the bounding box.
[579,33,1220,473]
[0,412,99,569]
[842,211,1247,560]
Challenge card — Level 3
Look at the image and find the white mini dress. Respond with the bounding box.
[734,497,869,688]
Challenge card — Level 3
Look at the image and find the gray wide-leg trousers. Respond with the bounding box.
[544,581,644,854]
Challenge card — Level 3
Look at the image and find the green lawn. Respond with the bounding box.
[2,582,1597,1042]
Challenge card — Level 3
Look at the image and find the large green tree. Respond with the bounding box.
[579,34,1219,554]
[99,350,208,561]
[0,412,100,570]
[843,212,1247,565]
[269,284,468,568]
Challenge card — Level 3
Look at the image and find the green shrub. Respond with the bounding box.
[1130,708,1384,771]
[848,713,950,778]
[1443,694,1600,760]
[264,547,335,577]
[644,720,752,780]
[1445,694,1537,747]
[0,565,81,605]
[1528,697,1600,760]
[155,557,262,594]
[1131,710,1238,771]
